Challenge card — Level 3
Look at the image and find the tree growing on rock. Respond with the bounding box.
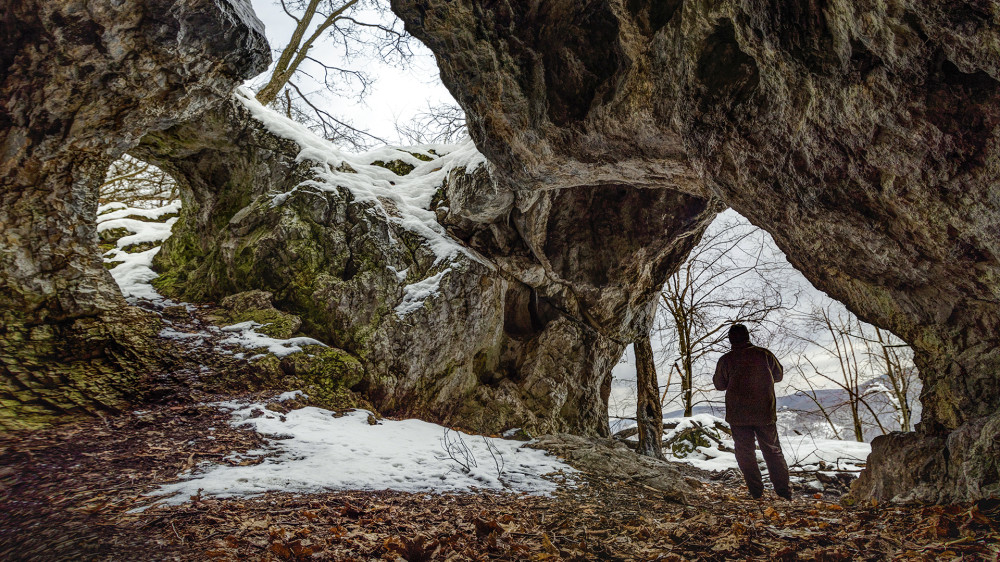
[253,0,412,149]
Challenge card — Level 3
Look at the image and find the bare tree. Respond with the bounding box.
[873,327,917,432]
[788,303,918,441]
[99,155,177,209]
[655,216,796,417]
[395,102,468,145]
[253,0,413,150]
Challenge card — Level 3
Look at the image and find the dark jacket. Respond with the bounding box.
[713,341,783,426]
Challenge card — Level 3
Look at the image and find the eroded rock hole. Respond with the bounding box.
[626,0,682,35]
[536,2,624,125]
[503,283,557,339]
[98,155,180,259]
[609,211,921,447]
[696,19,760,111]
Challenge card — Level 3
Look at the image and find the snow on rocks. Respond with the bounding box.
[141,397,576,508]
[394,268,450,317]
[233,87,486,267]
[98,201,322,363]
[219,321,326,358]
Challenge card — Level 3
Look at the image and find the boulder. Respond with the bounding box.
[528,433,695,503]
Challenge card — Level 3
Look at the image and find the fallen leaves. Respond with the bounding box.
[3,400,1000,561]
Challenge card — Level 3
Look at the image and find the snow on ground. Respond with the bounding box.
[617,414,870,480]
[98,201,181,222]
[98,202,179,304]
[142,397,576,509]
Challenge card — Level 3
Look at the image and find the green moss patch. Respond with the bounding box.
[228,309,302,339]
[371,159,416,176]
[121,241,159,254]
[279,346,371,410]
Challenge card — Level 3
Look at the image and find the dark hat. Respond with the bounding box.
[728,324,750,345]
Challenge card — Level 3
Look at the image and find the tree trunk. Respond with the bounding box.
[635,335,664,460]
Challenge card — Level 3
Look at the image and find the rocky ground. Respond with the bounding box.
[2,391,998,560]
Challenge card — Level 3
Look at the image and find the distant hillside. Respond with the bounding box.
[661,377,922,442]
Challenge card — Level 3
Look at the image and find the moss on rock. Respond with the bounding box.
[121,241,158,254]
[370,159,416,176]
[279,346,369,410]
[229,309,302,339]
[218,290,303,339]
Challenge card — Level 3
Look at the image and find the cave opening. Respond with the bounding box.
[96,155,182,298]
[608,209,920,446]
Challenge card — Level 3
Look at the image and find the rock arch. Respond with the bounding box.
[390,0,1000,502]
[1,0,996,504]
[0,0,269,429]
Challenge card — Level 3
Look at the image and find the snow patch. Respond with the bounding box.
[219,321,326,358]
[394,269,449,317]
[141,399,575,507]
[98,202,180,305]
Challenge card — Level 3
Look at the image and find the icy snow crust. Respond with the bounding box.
[144,399,576,507]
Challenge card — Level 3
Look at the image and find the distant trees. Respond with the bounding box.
[616,211,921,450]
[654,215,796,417]
[99,155,177,209]
[788,301,918,441]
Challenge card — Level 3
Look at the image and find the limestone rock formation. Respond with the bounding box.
[0,0,269,429]
[133,92,717,436]
[392,0,1000,502]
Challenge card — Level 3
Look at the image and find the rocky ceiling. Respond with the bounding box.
[390,0,1000,503]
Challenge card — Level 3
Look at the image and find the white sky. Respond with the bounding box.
[246,0,458,146]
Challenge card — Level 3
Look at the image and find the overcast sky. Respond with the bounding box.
[246,0,458,146]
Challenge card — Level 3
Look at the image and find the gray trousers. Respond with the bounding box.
[731,423,790,498]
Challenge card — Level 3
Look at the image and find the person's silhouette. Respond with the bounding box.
[713,324,791,500]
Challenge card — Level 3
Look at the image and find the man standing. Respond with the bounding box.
[713,324,791,500]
